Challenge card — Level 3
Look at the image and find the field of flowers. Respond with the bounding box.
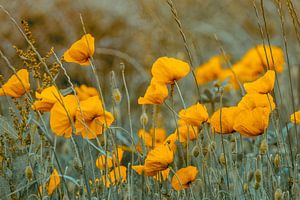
[0,0,300,199]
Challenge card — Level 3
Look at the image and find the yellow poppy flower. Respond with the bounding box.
[151,57,190,84]
[0,69,30,98]
[174,125,199,142]
[96,148,124,170]
[244,70,275,94]
[63,34,95,66]
[32,86,63,112]
[75,84,98,101]
[101,166,127,188]
[48,168,60,196]
[171,166,198,191]
[291,111,300,124]
[50,95,78,138]
[178,103,208,126]
[138,78,168,105]
[75,96,114,139]
[238,93,275,112]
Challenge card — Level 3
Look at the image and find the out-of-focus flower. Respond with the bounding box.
[96,148,124,170]
[233,107,270,136]
[137,128,167,148]
[63,34,95,66]
[238,93,275,112]
[291,111,300,124]
[75,84,98,101]
[244,70,275,94]
[171,166,198,191]
[75,96,114,139]
[101,166,127,188]
[173,125,199,142]
[151,57,190,84]
[0,69,30,98]
[132,166,170,182]
[210,107,242,134]
[178,103,209,126]
[32,86,63,112]
[50,95,78,138]
[48,168,60,196]
[163,133,178,152]
[195,55,224,85]
[138,78,168,105]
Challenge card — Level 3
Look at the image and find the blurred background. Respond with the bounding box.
[0,0,299,128]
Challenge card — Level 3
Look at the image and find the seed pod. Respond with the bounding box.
[243,183,249,192]
[259,139,268,155]
[112,88,122,104]
[255,169,262,183]
[274,154,281,168]
[73,157,83,172]
[219,153,226,166]
[140,112,148,126]
[25,166,33,181]
[192,146,200,158]
[254,181,260,190]
[275,189,282,200]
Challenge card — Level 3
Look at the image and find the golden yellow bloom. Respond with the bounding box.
[154,168,170,182]
[244,70,275,94]
[210,107,242,134]
[171,166,198,191]
[174,125,199,142]
[0,69,30,98]
[96,148,124,170]
[195,55,224,85]
[64,34,95,66]
[238,93,275,112]
[101,166,127,188]
[178,103,209,126]
[32,86,63,112]
[151,57,190,84]
[163,133,178,152]
[233,107,270,136]
[50,95,78,138]
[48,168,60,196]
[291,111,300,124]
[138,78,168,105]
[75,84,98,101]
[75,96,114,139]
[144,144,174,176]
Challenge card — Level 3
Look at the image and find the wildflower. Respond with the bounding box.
[75,96,114,139]
[75,84,98,101]
[171,166,198,191]
[48,168,60,196]
[174,125,199,142]
[154,168,170,182]
[32,86,63,112]
[0,69,30,98]
[244,70,275,94]
[195,55,224,85]
[101,166,127,188]
[178,103,209,126]
[50,95,78,138]
[210,107,242,134]
[238,93,275,112]
[144,144,174,176]
[96,148,124,170]
[151,57,190,84]
[290,111,300,124]
[233,107,270,136]
[163,133,178,152]
[63,34,95,66]
[138,78,168,105]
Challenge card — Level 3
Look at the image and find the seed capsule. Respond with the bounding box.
[192,146,200,158]
[112,88,122,104]
[255,169,262,183]
[259,139,268,154]
[274,154,281,168]
[140,112,148,126]
[25,166,33,181]
[275,189,282,200]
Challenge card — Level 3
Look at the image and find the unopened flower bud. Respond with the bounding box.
[112,88,122,104]
[25,166,33,181]
[275,188,282,200]
[259,139,268,155]
[140,112,148,126]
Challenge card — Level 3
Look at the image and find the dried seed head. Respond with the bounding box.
[259,139,268,154]
[192,146,200,158]
[275,189,282,200]
[255,169,262,183]
[219,153,226,166]
[243,183,249,192]
[274,154,281,169]
[25,166,33,181]
[140,112,148,126]
[112,88,122,104]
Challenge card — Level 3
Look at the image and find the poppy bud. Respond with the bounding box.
[25,166,33,181]
[255,169,262,183]
[192,146,200,158]
[274,154,281,169]
[112,88,122,104]
[243,183,249,192]
[73,157,83,172]
[275,189,282,200]
[259,139,268,155]
[219,153,226,165]
[254,181,260,190]
[140,112,148,126]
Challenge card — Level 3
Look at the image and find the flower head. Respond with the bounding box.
[171,166,198,191]
[101,166,127,188]
[96,148,124,170]
[63,34,95,66]
[138,78,168,105]
[75,96,114,139]
[0,69,30,98]
[48,168,60,196]
[151,57,190,84]
[32,86,63,112]
[50,95,78,138]
[290,111,300,124]
[178,103,208,126]
[244,70,275,94]
[238,93,275,112]
[75,84,98,101]
[174,125,199,142]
